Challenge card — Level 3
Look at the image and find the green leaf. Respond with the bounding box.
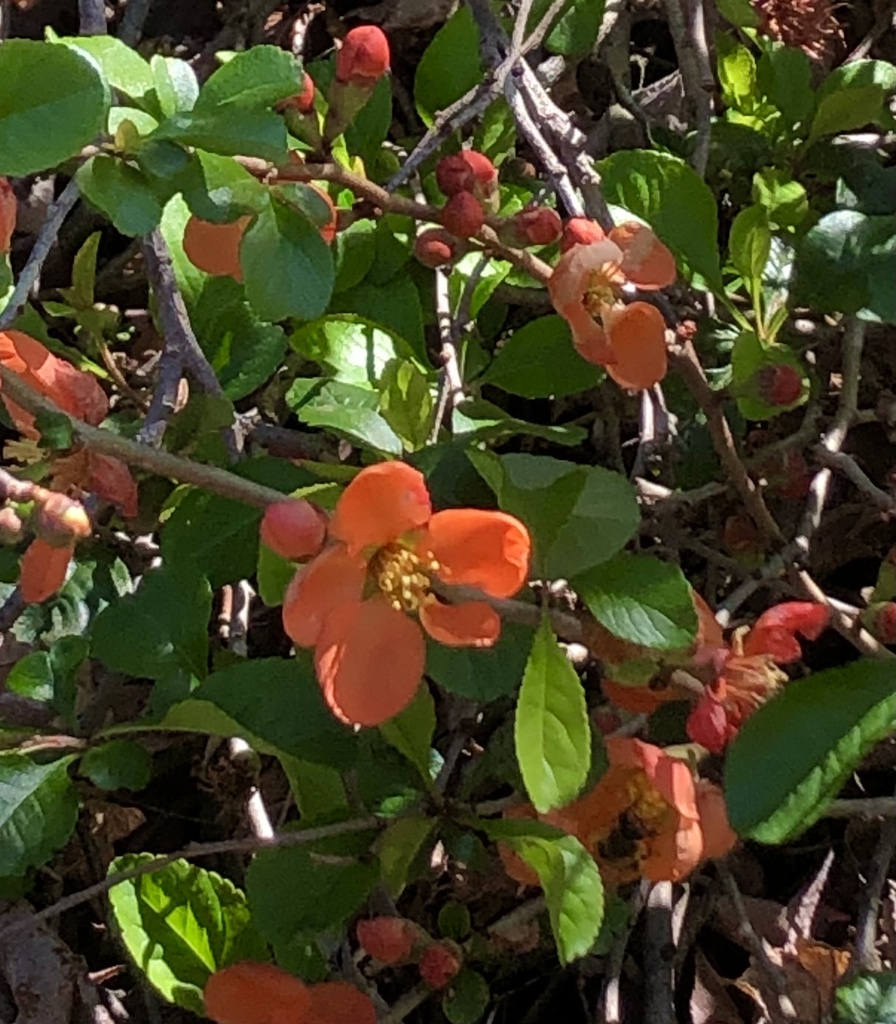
[542,0,606,57]
[443,969,490,1024]
[333,274,426,365]
[151,55,198,115]
[481,315,605,398]
[426,621,534,701]
[6,651,54,702]
[752,168,808,229]
[380,685,436,786]
[190,277,288,401]
[729,330,808,419]
[379,358,434,452]
[195,46,300,112]
[724,660,896,843]
[454,398,587,448]
[0,754,78,876]
[0,40,109,175]
[756,43,814,127]
[809,59,896,144]
[81,739,152,791]
[375,815,435,897]
[515,616,590,814]
[597,149,723,292]
[242,196,334,322]
[483,819,603,963]
[91,563,211,681]
[716,34,758,112]
[835,972,896,1024]
[153,108,287,162]
[247,844,378,946]
[415,6,483,126]
[77,154,164,236]
[287,378,402,455]
[345,74,393,163]
[333,219,377,292]
[108,854,267,1015]
[728,204,771,291]
[794,210,895,324]
[60,35,154,104]
[280,756,348,824]
[290,315,422,387]
[257,543,296,608]
[717,0,761,28]
[572,554,697,650]
[438,902,471,941]
[180,150,269,223]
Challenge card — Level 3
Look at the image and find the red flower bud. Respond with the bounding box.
[513,205,562,246]
[0,507,24,545]
[35,492,91,548]
[356,916,420,964]
[756,364,802,406]
[864,601,896,644]
[336,26,390,86]
[435,151,497,198]
[418,940,462,989]
[440,192,485,238]
[561,217,606,252]
[279,71,316,114]
[414,228,460,269]
[260,500,327,561]
[0,177,15,255]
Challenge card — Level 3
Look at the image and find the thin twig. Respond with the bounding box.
[117,0,152,45]
[0,816,381,942]
[849,784,896,977]
[813,448,896,514]
[663,0,713,176]
[643,881,676,1024]
[78,0,107,35]
[824,797,896,819]
[0,588,25,633]
[0,179,81,332]
[432,270,466,435]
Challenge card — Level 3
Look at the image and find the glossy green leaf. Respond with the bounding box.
[247,844,378,946]
[77,154,165,236]
[728,204,771,288]
[151,55,198,115]
[290,315,422,386]
[333,219,377,292]
[380,685,436,786]
[724,659,896,843]
[242,197,334,322]
[153,108,287,162]
[729,330,808,419]
[287,378,402,455]
[108,854,267,1015]
[597,149,723,292]
[426,621,534,701]
[180,150,269,223]
[195,46,300,112]
[717,35,758,112]
[752,169,808,229]
[808,60,896,145]
[415,6,483,126]
[573,554,697,650]
[515,616,590,813]
[0,40,109,175]
[60,35,154,103]
[0,754,78,876]
[375,815,435,897]
[481,315,605,398]
[257,543,296,608]
[541,0,606,58]
[454,398,587,448]
[91,563,212,681]
[379,358,435,452]
[332,274,426,364]
[756,43,814,126]
[81,739,152,791]
[835,972,896,1024]
[443,969,490,1024]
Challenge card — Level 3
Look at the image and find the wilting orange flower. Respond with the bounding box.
[548,222,676,391]
[503,737,735,888]
[281,461,530,727]
[0,331,138,520]
[687,597,830,753]
[204,961,375,1024]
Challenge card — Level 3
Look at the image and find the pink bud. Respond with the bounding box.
[510,206,562,246]
[260,501,327,560]
[336,26,390,86]
[414,228,460,269]
[756,364,802,406]
[356,917,420,964]
[279,71,316,114]
[440,192,485,238]
[418,941,462,989]
[435,151,497,198]
[561,217,606,252]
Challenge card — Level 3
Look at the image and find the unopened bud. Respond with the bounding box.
[756,364,802,407]
[35,492,91,547]
[356,917,421,964]
[414,228,461,269]
[561,217,606,252]
[280,71,316,114]
[0,177,15,255]
[440,191,485,238]
[260,500,327,561]
[863,601,896,644]
[0,507,24,545]
[182,215,250,282]
[502,205,562,247]
[435,151,498,208]
[336,25,390,86]
[418,940,462,989]
[279,73,323,149]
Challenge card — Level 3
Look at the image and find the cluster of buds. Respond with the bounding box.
[356,917,462,990]
[0,475,92,604]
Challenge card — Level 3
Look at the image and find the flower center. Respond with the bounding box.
[583,267,622,316]
[370,543,439,613]
[594,769,672,883]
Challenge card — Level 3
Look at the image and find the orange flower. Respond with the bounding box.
[502,738,735,888]
[281,461,530,727]
[204,962,375,1024]
[547,223,676,390]
[687,598,829,753]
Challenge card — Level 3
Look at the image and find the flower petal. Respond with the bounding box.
[695,780,738,861]
[602,678,677,714]
[608,738,698,819]
[603,301,668,391]
[743,602,830,662]
[329,462,432,556]
[303,982,377,1024]
[87,453,139,517]
[642,812,704,883]
[547,241,624,310]
[692,592,725,652]
[565,302,615,366]
[608,222,677,290]
[686,691,734,754]
[419,599,501,647]
[314,596,424,726]
[282,544,366,648]
[426,509,530,598]
[20,539,73,604]
[203,962,310,1024]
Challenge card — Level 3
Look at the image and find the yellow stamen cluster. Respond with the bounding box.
[371,543,439,613]
[595,769,671,882]
[583,268,618,316]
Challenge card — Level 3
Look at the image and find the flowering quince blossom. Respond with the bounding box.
[204,961,376,1024]
[686,597,830,754]
[502,738,736,888]
[280,461,530,727]
[548,221,676,391]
